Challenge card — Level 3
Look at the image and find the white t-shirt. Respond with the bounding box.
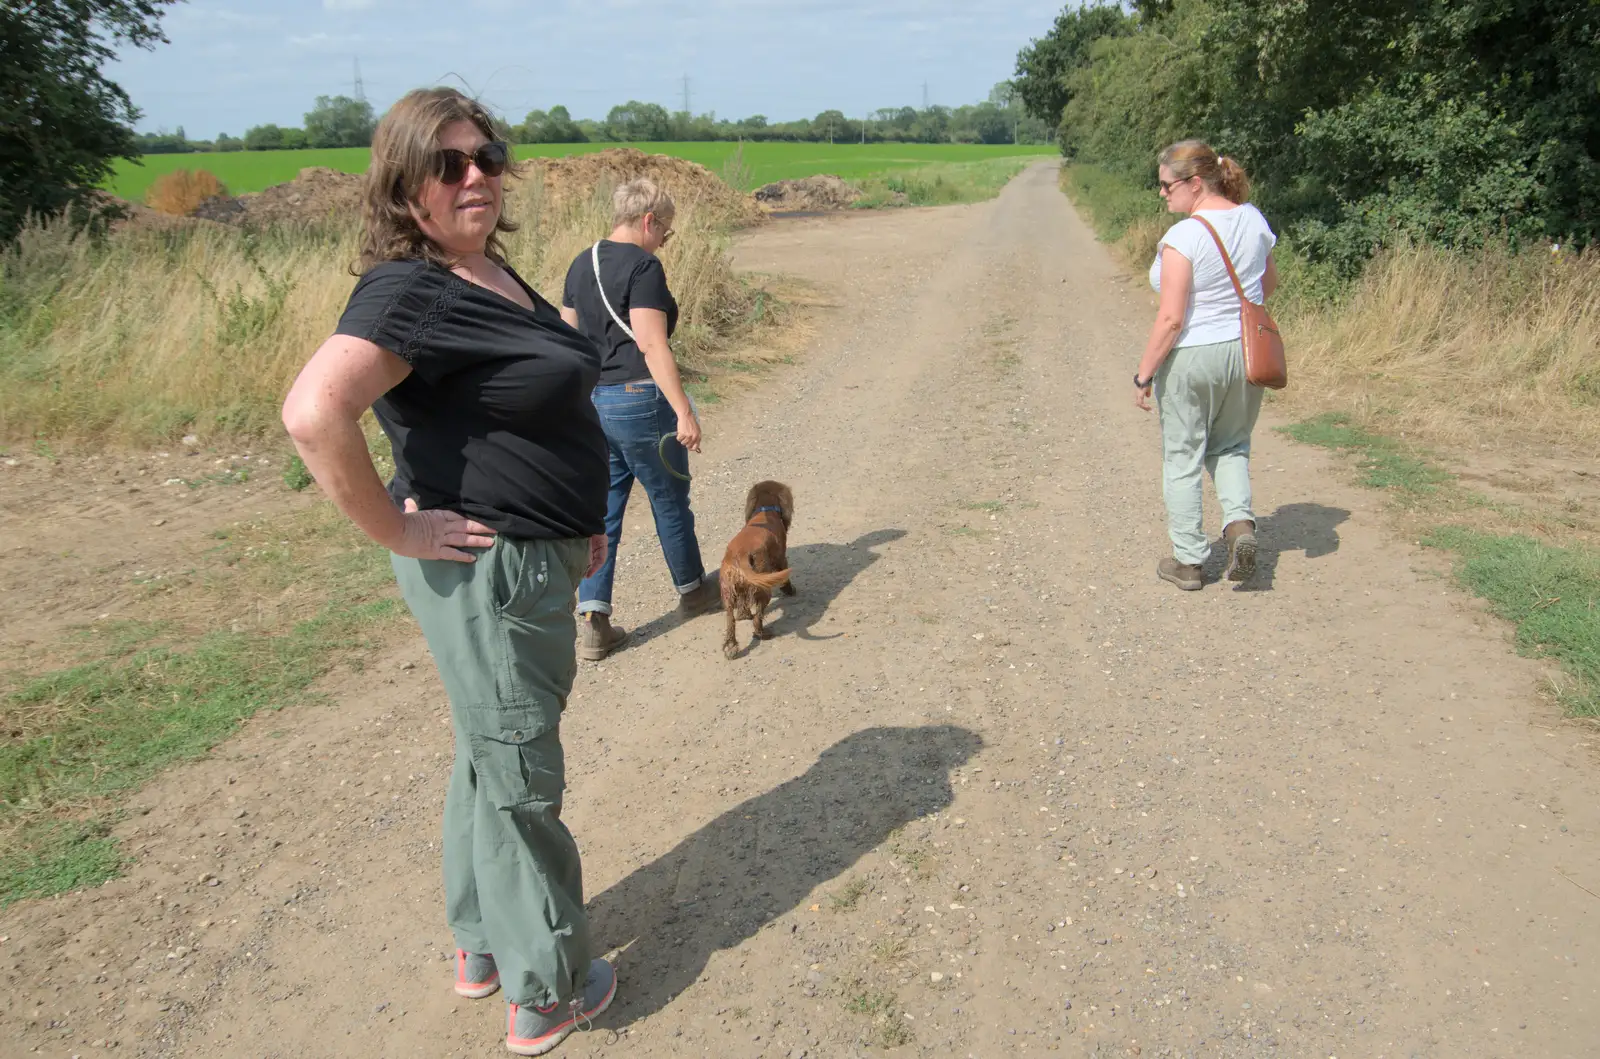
[1148,204,1277,347]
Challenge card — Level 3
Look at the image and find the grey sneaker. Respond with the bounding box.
[677,574,720,617]
[577,614,628,661]
[505,958,618,1056]
[455,949,500,999]
[1157,557,1203,591]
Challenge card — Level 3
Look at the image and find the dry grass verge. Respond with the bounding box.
[1275,244,1600,452]
[0,169,783,447]
[1060,163,1600,454]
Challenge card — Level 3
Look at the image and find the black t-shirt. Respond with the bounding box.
[562,240,679,386]
[334,259,608,540]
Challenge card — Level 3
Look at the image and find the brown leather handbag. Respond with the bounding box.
[1194,216,1287,390]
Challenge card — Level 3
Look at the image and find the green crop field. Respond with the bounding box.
[106,142,1057,203]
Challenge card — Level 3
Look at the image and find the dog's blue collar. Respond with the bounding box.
[752,506,784,516]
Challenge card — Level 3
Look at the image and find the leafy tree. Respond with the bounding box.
[1012,1,1134,124]
[304,94,375,148]
[134,126,194,153]
[243,123,285,151]
[516,105,586,143]
[1047,0,1600,269]
[813,110,852,143]
[0,0,180,241]
[605,101,672,141]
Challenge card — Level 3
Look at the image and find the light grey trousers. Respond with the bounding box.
[1155,338,1263,566]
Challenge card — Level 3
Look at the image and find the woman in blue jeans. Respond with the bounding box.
[561,177,715,660]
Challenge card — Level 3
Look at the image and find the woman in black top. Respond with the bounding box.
[560,178,716,661]
[282,88,615,1056]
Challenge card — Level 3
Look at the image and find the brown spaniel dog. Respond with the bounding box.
[719,481,795,659]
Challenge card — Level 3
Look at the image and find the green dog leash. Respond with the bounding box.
[658,432,692,482]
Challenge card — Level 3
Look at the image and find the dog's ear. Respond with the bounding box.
[780,484,795,526]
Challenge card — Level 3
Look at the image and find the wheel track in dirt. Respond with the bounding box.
[3,162,1597,1058]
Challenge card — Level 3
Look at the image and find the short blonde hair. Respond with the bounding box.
[612,177,675,229]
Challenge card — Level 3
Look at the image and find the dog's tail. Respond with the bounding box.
[730,561,791,592]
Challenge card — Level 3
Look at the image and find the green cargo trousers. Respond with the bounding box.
[392,536,592,1009]
[1155,338,1264,567]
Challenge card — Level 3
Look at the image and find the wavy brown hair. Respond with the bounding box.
[1159,139,1251,204]
[355,87,518,274]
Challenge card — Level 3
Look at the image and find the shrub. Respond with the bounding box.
[144,169,228,216]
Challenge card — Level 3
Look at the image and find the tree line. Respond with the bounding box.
[1015,0,1599,272]
[139,95,378,153]
[140,84,1052,154]
[516,86,1049,145]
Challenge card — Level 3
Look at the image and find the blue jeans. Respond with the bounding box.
[577,381,705,616]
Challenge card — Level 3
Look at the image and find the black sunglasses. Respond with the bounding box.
[437,142,509,185]
[1158,176,1195,194]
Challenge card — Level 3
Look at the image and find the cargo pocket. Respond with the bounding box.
[467,713,564,811]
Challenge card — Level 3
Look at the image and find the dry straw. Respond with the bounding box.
[0,171,772,445]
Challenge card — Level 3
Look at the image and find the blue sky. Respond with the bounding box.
[110,0,1068,136]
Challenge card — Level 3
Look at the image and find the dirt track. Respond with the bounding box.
[4,162,1599,1058]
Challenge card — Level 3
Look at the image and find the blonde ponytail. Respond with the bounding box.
[1216,156,1251,204]
[1158,140,1251,204]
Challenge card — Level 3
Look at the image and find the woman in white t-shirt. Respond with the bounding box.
[1133,140,1278,591]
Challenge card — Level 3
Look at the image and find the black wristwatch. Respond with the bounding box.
[1134,373,1152,388]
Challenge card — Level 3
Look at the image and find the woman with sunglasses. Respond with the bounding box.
[559,178,715,661]
[282,87,616,1055]
[1133,139,1278,591]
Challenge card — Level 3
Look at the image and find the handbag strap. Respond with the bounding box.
[1191,215,1252,308]
[590,241,637,343]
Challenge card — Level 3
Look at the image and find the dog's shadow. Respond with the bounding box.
[589,723,983,1028]
[625,528,906,653]
[761,527,907,645]
[1217,502,1350,591]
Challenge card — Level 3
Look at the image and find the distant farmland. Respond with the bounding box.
[106,142,1058,203]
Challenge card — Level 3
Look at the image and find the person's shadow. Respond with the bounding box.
[625,528,907,650]
[1222,502,1350,591]
[587,723,982,1026]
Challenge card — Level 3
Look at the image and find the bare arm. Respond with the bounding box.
[629,306,701,452]
[281,335,495,561]
[560,306,580,329]
[1262,253,1278,301]
[1134,247,1192,411]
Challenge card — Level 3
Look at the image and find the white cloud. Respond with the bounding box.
[324,0,379,10]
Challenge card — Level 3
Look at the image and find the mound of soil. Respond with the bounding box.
[528,148,763,226]
[753,174,863,212]
[234,166,365,225]
[190,194,247,224]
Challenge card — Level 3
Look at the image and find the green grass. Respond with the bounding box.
[1283,413,1599,719]
[853,156,1042,207]
[845,985,913,1047]
[0,499,404,907]
[0,595,400,906]
[1278,413,1452,497]
[1423,528,1600,716]
[829,875,871,911]
[107,142,1057,203]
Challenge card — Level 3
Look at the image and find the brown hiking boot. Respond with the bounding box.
[1157,557,1203,591]
[677,573,720,617]
[578,613,628,661]
[1223,520,1257,583]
